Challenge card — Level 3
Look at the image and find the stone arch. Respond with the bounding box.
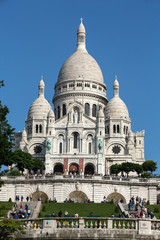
[69,191,88,203]
[84,163,95,175]
[32,191,48,203]
[67,102,84,113]
[54,163,64,174]
[69,163,79,174]
[107,192,126,204]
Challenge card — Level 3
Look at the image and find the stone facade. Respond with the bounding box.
[14,20,145,176]
[0,176,158,204]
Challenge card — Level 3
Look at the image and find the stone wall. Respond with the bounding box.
[0,176,158,204]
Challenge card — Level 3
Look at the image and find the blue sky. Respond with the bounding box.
[0,0,160,173]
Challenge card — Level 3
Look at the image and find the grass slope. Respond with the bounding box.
[39,202,119,218]
[146,205,160,219]
[0,201,13,218]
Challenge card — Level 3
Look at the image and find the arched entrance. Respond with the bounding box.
[84,164,95,175]
[69,191,88,203]
[54,163,64,174]
[32,191,48,203]
[69,163,79,174]
[107,192,126,204]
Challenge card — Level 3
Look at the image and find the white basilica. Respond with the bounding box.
[14,20,145,175]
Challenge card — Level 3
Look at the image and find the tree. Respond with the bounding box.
[0,81,15,167]
[133,163,143,176]
[0,218,24,240]
[142,160,157,173]
[121,162,134,177]
[110,164,121,176]
[9,150,34,173]
[9,150,45,173]
[32,158,45,173]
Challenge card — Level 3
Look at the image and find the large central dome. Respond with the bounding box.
[57,20,104,84]
[58,49,104,83]
[53,20,107,107]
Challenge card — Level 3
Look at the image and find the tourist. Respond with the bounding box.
[26,196,29,202]
[89,212,93,216]
[74,213,79,218]
[28,209,31,218]
[25,204,28,211]
[58,210,62,217]
[21,196,23,202]
[64,210,68,216]
[30,194,33,201]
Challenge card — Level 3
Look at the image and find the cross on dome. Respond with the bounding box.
[80,17,83,24]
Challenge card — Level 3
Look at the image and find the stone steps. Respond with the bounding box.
[15,201,38,218]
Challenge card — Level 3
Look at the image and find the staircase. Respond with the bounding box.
[122,203,149,218]
[15,201,39,218]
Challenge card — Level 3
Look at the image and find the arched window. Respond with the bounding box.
[126,126,128,134]
[123,126,126,134]
[27,126,29,134]
[36,124,38,133]
[113,125,116,133]
[57,106,61,119]
[39,125,42,133]
[73,132,78,149]
[55,108,56,119]
[117,125,119,133]
[106,126,109,134]
[59,142,62,154]
[85,103,90,116]
[62,104,66,116]
[30,126,32,134]
[92,104,97,117]
[88,142,91,154]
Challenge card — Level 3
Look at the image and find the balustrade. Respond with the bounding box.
[18,217,160,235]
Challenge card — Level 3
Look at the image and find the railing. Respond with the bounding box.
[1,175,157,184]
[18,217,160,234]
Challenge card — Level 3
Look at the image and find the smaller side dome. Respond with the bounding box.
[105,76,129,119]
[22,129,27,139]
[28,77,52,119]
[48,109,55,118]
[97,108,104,118]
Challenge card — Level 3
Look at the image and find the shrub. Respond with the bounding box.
[8,169,21,176]
[44,198,48,203]
[39,212,43,217]
[114,206,119,213]
[154,207,159,213]
[147,200,150,205]
[110,199,114,204]
[8,198,12,202]
[42,206,46,212]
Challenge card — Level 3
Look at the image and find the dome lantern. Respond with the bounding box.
[39,76,45,97]
[77,18,86,50]
[113,75,119,97]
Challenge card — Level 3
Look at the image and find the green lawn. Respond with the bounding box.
[146,205,160,219]
[39,202,119,218]
[0,201,13,218]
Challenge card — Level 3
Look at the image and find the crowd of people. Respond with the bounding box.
[128,196,155,219]
[10,203,31,219]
